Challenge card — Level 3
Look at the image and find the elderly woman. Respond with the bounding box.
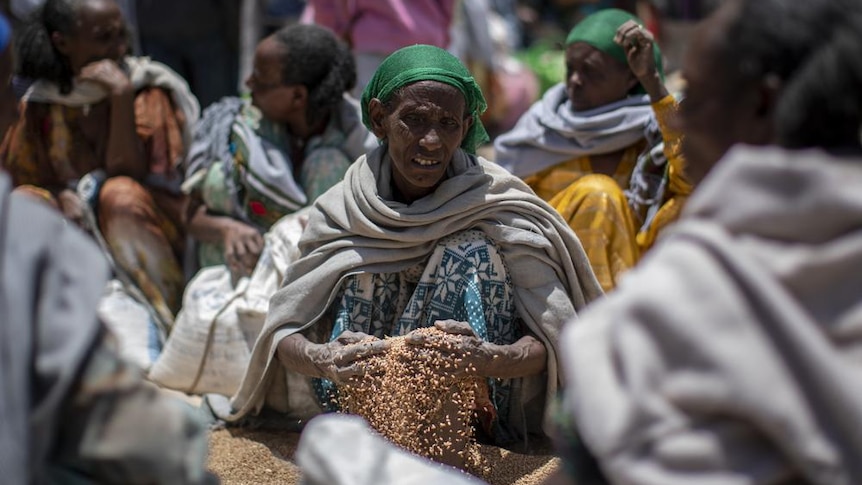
[218,45,603,456]
[183,23,375,277]
[554,0,862,484]
[495,9,691,291]
[1,0,199,325]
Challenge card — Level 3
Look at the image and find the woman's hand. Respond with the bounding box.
[77,59,133,97]
[307,331,391,384]
[57,188,86,226]
[614,20,668,102]
[223,220,265,277]
[406,319,548,379]
[277,331,389,384]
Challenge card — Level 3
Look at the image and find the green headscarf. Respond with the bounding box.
[361,44,489,155]
[565,8,664,94]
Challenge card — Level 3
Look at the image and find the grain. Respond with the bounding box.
[334,327,485,471]
[207,428,302,484]
[207,428,560,485]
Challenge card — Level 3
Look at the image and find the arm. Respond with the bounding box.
[188,202,264,276]
[615,20,669,103]
[78,60,146,180]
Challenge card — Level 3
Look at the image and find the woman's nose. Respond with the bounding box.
[419,127,441,149]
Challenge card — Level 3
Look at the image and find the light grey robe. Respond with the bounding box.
[562,146,862,485]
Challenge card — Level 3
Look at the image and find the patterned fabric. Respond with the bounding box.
[0,87,188,323]
[524,143,641,201]
[314,230,522,441]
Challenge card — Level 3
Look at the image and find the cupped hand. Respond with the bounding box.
[77,59,132,96]
[404,319,491,378]
[223,221,264,277]
[614,20,658,82]
[313,331,391,384]
[57,188,86,227]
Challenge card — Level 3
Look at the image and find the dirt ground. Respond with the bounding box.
[207,428,561,485]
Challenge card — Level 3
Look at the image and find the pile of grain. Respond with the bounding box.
[207,428,302,484]
[335,327,485,470]
[206,428,560,485]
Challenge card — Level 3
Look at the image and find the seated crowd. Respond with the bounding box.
[2,0,861,483]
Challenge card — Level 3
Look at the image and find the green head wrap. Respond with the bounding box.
[361,44,489,154]
[565,8,664,94]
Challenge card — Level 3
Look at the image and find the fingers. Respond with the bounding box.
[332,339,390,367]
[614,20,654,51]
[433,319,478,337]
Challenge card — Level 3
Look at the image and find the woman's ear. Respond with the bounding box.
[368,98,388,139]
[462,114,474,140]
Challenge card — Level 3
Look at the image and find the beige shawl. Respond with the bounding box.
[24,56,201,149]
[563,145,862,484]
[223,145,603,430]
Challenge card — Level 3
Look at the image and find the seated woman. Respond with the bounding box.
[216,45,603,462]
[494,9,692,291]
[183,23,376,277]
[1,0,200,326]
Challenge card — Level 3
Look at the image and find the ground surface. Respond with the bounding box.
[207,428,560,485]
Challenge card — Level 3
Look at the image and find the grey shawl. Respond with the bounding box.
[493,83,654,177]
[223,145,604,430]
[562,145,862,485]
[0,174,109,484]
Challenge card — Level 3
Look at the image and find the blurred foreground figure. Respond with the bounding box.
[555,0,862,484]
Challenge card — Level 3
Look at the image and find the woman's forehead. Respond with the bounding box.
[566,42,619,69]
[394,81,463,102]
[76,0,123,26]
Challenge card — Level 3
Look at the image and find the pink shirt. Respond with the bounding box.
[301,0,457,55]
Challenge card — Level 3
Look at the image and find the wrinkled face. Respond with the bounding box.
[53,0,128,74]
[677,0,766,185]
[369,81,473,203]
[0,46,17,136]
[245,36,301,123]
[565,42,637,111]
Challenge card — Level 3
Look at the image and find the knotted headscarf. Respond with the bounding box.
[565,8,664,94]
[361,44,489,154]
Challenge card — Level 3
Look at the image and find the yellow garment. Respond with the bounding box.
[549,174,639,292]
[530,95,690,291]
[524,146,640,202]
[637,95,693,251]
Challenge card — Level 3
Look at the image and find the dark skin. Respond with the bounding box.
[565,21,670,178]
[368,81,473,203]
[188,34,329,277]
[676,0,776,185]
[50,0,143,224]
[276,81,547,388]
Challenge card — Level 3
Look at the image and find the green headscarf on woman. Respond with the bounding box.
[360,44,490,155]
[566,8,665,94]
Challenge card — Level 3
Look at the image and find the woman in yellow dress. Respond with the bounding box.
[494,9,691,291]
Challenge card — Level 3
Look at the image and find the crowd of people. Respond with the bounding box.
[2,0,861,484]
